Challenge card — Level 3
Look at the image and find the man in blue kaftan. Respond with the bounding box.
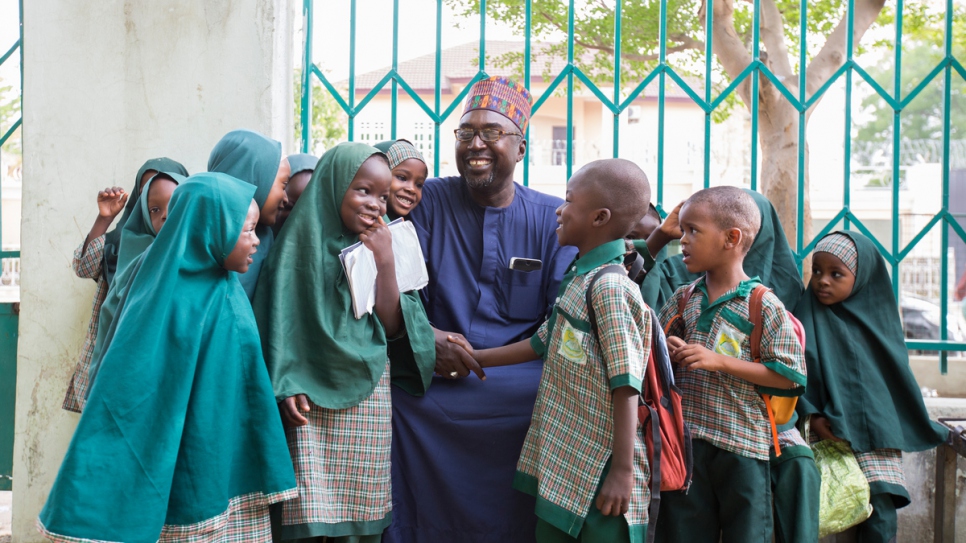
[385,76,577,543]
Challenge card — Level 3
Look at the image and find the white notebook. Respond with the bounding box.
[339,218,429,319]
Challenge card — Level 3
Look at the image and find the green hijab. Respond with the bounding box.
[208,129,283,300]
[253,142,435,409]
[40,174,296,541]
[85,171,186,395]
[794,231,948,452]
[638,190,803,311]
[102,157,188,285]
[287,153,319,177]
[743,189,804,310]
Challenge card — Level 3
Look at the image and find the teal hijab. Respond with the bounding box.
[287,153,319,177]
[794,231,948,452]
[638,190,803,311]
[40,174,296,542]
[208,129,283,300]
[102,157,188,285]
[85,171,186,396]
[253,142,435,409]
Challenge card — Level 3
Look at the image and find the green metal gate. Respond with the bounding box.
[299,0,966,366]
[0,0,22,489]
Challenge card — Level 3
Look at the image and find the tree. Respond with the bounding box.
[854,3,966,176]
[449,0,893,251]
[0,77,20,156]
[294,69,347,154]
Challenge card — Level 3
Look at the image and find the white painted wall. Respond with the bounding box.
[12,1,294,540]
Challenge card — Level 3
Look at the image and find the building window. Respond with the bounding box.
[552,126,575,166]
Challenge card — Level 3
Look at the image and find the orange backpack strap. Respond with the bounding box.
[663,278,702,336]
[748,284,768,364]
[748,284,782,456]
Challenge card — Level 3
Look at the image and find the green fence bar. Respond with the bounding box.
[297,1,966,355]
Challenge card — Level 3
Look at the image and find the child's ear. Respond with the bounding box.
[592,208,611,227]
[724,227,742,250]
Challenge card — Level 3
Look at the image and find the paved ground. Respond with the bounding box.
[0,490,10,541]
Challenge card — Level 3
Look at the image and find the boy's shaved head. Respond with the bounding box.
[684,186,760,252]
[572,158,651,236]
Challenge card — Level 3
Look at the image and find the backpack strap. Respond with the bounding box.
[748,284,768,363]
[748,284,782,456]
[585,265,629,338]
[663,277,703,336]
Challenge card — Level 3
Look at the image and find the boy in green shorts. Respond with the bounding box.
[655,186,806,543]
[450,158,653,542]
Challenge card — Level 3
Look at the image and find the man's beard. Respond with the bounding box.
[463,170,496,189]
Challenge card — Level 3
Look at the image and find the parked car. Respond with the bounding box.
[900,293,966,357]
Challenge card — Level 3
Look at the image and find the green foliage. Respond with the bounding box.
[294,68,347,153]
[447,0,873,119]
[0,77,21,157]
[853,2,966,177]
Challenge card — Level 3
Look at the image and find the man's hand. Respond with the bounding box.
[811,415,842,442]
[596,466,633,517]
[280,394,313,427]
[97,187,128,219]
[433,328,485,380]
[669,342,728,373]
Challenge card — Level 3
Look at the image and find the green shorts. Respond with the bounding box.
[655,439,772,543]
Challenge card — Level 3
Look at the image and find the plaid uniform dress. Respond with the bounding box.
[515,241,651,540]
[39,489,297,543]
[63,235,108,413]
[660,278,807,461]
[278,360,393,536]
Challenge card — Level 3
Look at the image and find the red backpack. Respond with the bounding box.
[664,279,807,457]
[586,265,693,543]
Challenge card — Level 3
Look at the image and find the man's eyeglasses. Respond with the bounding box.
[454,128,524,142]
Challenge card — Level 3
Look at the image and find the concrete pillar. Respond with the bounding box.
[12,1,294,540]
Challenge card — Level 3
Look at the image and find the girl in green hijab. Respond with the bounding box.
[63,158,188,413]
[83,170,185,402]
[253,142,435,542]
[208,129,291,300]
[374,139,428,220]
[275,153,319,233]
[39,173,297,543]
[795,231,949,543]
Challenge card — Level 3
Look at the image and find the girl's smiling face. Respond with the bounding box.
[147,176,179,234]
[388,158,427,217]
[223,200,261,273]
[340,156,392,234]
[810,251,856,305]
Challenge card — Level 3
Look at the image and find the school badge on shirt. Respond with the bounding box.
[713,323,745,358]
[559,321,587,365]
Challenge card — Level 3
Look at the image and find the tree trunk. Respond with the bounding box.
[756,74,812,262]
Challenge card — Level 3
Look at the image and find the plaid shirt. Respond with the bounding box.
[515,239,651,537]
[63,235,108,413]
[660,277,806,461]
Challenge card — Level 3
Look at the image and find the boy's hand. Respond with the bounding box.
[359,216,393,265]
[97,187,128,219]
[447,334,475,358]
[658,201,684,240]
[444,334,486,380]
[666,335,686,353]
[596,466,632,517]
[669,342,728,373]
[811,415,842,442]
[280,394,313,428]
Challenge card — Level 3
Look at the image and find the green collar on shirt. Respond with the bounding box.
[694,276,762,333]
[571,238,627,276]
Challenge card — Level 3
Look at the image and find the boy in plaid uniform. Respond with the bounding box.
[450,158,653,542]
[655,187,806,543]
